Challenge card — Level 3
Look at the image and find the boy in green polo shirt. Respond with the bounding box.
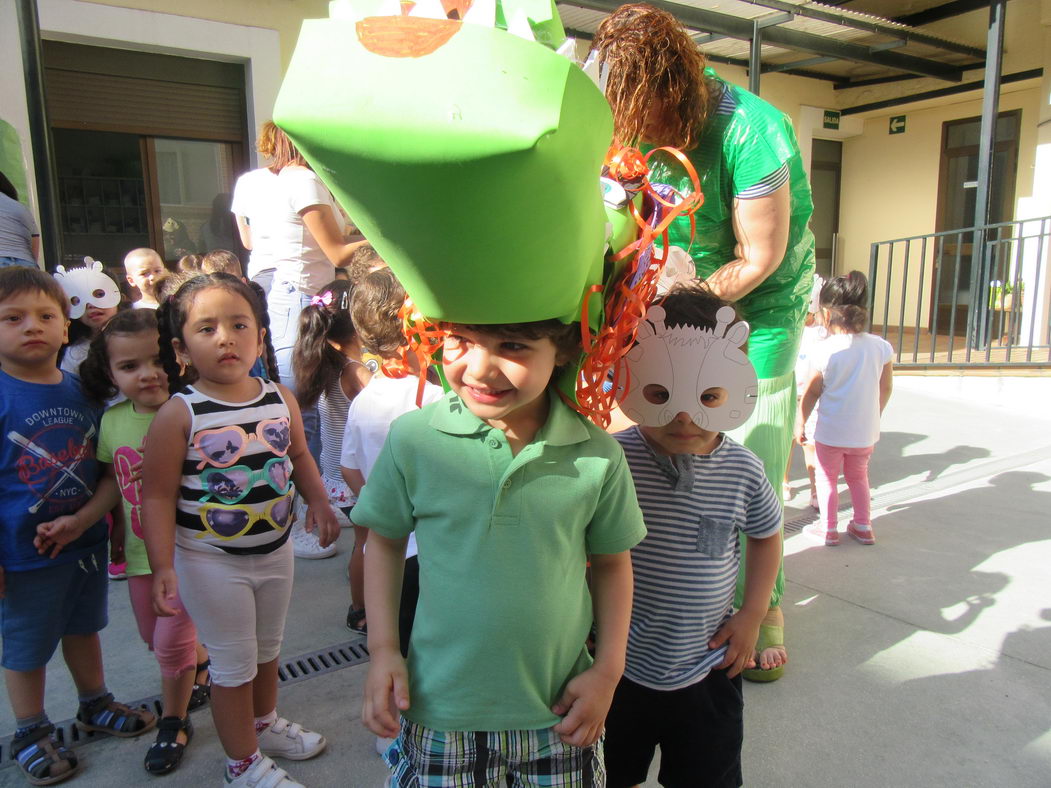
[354,319,646,787]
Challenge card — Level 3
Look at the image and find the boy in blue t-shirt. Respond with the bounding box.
[355,319,646,787]
[607,284,783,788]
[0,267,155,786]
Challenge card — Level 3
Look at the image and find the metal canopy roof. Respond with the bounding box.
[558,0,988,87]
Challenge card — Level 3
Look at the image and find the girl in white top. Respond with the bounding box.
[797,271,893,546]
[289,279,371,558]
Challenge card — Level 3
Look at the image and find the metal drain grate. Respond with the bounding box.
[0,640,369,770]
[784,443,1051,534]
[277,640,370,686]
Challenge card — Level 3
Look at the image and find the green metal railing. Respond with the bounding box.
[868,216,1051,368]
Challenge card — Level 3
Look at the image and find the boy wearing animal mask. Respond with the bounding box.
[608,282,783,788]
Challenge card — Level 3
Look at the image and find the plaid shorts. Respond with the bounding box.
[384,718,606,788]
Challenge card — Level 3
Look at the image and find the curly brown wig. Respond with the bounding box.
[592,3,714,150]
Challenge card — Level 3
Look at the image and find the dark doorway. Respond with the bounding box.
[810,138,842,280]
[932,111,1020,334]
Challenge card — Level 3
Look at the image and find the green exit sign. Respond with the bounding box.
[823,110,841,130]
[889,115,906,134]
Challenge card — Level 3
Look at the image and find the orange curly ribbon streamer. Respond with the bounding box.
[568,144,703,428]
[380,296,447,407]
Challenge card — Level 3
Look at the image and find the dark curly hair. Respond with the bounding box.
[592,3,716,150]
[292,279,356,408]
[79,308,166,406]
[155,273,279,394]
[820,271,869,334]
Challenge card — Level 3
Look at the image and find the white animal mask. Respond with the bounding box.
[619,303,758,431]
[53,258,121,319]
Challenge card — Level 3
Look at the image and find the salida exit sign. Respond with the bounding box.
[889,115,906,134]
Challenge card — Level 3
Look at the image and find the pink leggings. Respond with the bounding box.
[814,442,874,530]
[127,575,199,679]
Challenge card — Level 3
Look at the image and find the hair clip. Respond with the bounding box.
[310,292,335,307]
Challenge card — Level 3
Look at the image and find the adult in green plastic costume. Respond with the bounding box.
[595,3,815,682]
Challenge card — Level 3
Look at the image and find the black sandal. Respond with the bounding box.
[144,716,193,775]
[75,692,156,738]
[188,659,211,712]
[346,605,367,634]
[11,723,80,786]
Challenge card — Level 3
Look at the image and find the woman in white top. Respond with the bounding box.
[241,122,366,391]
[232,124,279,294]
[0,171,39,269]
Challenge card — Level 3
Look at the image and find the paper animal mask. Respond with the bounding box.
[53,258,121,319]
[619,304,758,431]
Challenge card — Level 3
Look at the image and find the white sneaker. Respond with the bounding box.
[290,517,336,560]
[375,735,394,757]
[257,717,327,761]
[224,756,304,788]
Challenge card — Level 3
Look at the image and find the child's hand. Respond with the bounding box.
[362,645,410,739]
[551,665,619,747]
[794,419,807,446]
[33,515,88,558]
[305,501,340,549]
[708,609,763,678]
[129,444,145,484]
[152,568,181,617]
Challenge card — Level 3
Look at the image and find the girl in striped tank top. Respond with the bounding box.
[141,273,338,788]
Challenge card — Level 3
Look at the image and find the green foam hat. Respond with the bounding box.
[275,0,614,325]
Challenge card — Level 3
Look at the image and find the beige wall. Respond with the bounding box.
[709,62,839,129]
[839,85,1041,328]
[82,0,328,70]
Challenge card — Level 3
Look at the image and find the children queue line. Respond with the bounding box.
[0,257,888,787]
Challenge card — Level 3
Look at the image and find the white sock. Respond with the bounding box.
[227,750,261,778]
[254,709,278,734]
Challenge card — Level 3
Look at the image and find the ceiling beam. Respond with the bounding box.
[840,68,1042,115]
[564,0,967,81]
[895,0,992,27]
[733,0,986,58]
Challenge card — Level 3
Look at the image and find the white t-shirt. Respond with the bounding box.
[341,375,443,559]
[230,167,279,280]
[131,299,158,310]
[249,166,344,295]
[811,332,894,448]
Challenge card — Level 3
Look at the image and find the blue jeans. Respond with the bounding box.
[267,281,321,461]
[0,256,36,268]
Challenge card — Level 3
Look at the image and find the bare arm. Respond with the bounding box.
[341,467,366,498]
[703,184,790,302]
[34,467,121,558]
[140,399,191,615]
[361,531,411,737]
[709,529,782,677]
[277,382,339,547]
[300,205,369,268]
[796,369,823,444]
[879,360,894,413]
[30,236,40,261]
[552,550,633,747]
[235,215,252,250]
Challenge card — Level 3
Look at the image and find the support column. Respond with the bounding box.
[969,0,1006,349]
[749,20,762,95]
[15,0,60,268]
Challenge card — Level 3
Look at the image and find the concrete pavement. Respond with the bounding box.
[2,374,1049,787]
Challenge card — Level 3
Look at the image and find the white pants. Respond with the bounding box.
[175,540,294,687]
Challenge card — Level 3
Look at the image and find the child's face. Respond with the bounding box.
[82,303,119,333]
[173,288,262,387]
[639,410,722,456]
[442,327,559,430]
[125,255,165,299]
[107,330,168,411]
[0,290,69,373]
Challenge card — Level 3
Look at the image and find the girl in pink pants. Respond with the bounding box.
[797,272,894,545]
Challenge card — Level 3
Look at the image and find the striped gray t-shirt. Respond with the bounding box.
[613,427,782,690]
